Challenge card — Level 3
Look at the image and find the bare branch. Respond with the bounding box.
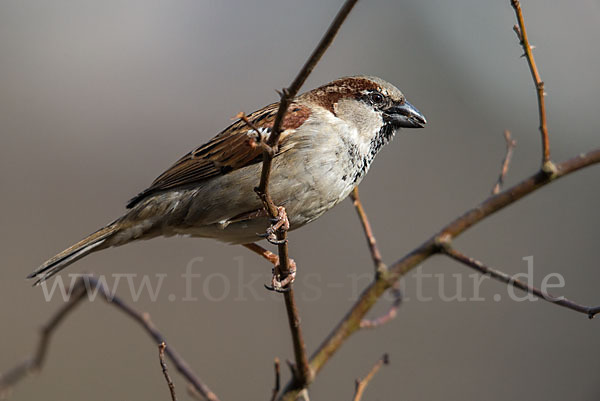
[276,2,600,397]
[270,358,281,401]
[350,186,402,329]
[0,277,220,401]
[278,148,600,401]
[492,130,517,194]
[0,283,87,395]
[320,149,600,367]
[247,0,359,391]
[350,187,385,273]
[265,0,359,149]
[254,0,359,219]
[359,283,402,329]
[158,342,178,401]
[281,291,310,386]
[352,354,389,401]
[252,0,360,284]
[187,385,206,401]
[511,0,551,168]
[10,3,599,401]
[439,245,600,318]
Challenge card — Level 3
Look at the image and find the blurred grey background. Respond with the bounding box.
[1,0,599,400]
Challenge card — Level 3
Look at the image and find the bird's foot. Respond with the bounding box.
[265,258,297,293]
[259,206,290,245]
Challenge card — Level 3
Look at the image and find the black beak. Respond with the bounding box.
[384,100,427,128]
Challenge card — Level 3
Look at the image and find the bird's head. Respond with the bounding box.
[302,75,426,133]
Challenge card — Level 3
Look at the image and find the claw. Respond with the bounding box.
[258,206,290,243]
[265,257,297,292]
[257,231,287,245]
[266,237,287,245]
[264,283,291,293]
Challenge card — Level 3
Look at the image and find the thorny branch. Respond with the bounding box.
[492,130,517,194]
[158,342,178,401]
[352,354,389,401]
[511,0,551,168]
[0,277,220,401]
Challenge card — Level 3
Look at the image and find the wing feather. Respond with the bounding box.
[126,102,311,208]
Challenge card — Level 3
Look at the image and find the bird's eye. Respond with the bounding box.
[369,92,385,105]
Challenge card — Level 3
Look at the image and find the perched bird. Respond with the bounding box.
[28,76,426,285]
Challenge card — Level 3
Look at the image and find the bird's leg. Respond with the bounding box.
[242,243,297,291]
[242,243,279,264]
[258,206,290,245]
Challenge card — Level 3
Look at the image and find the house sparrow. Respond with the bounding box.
[28,76,426,285]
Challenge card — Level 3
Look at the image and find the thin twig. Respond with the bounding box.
[278,5,599,400]
[264,0,360,149]
[254,0,360,269]
[9,3,597,401]
[511,0,551,167]
[248,0,359,391]
[97,280,221,401]
[270,358,281,401]
[439,245,600,318]
[0,277,220,401]
[282,291,309,386]
[350,187,385,273]
[0,283,87,394]
[492,130,517,194]
[278,148,600,401]
[158,342,178,401]
[255,0,360,216]
[359,283,402,329]
[352,354,389,401]
[187,385,206,401]
[350,187,402,328]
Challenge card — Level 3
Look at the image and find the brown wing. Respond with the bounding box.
[126,102,311,208]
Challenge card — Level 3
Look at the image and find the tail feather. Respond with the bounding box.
[28,223,120,286]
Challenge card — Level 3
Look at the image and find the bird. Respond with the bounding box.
[28,75,426,286]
